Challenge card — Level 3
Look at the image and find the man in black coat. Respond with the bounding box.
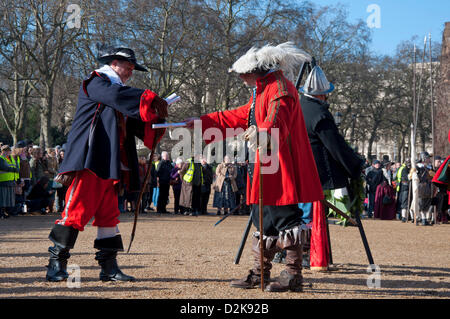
[200,157,213,215]
[365,160,385,217]
[299,66,363,191]
[298,65,364,269]
[45,46,168,283]
[156,151,173,214]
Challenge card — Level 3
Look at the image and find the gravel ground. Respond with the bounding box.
[0,203,449,299]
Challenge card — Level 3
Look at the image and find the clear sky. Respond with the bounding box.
[310,0,450,56]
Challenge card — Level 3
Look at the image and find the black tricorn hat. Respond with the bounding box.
[96,45,148,72]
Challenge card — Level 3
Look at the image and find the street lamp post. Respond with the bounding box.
[334,111,342,128]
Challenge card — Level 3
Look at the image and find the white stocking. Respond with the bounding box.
[97,226,120,239]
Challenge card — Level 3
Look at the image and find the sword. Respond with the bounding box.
[152,122,187,129]
[234,212,253,265]
[213,203,243,227]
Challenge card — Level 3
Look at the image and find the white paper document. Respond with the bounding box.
[165,93,181,105]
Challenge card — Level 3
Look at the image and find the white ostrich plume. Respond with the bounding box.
[229,42,311,82]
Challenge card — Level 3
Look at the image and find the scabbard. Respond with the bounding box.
[234,213,253,265]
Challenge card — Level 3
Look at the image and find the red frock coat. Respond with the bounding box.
[200,71,324,206]
[432,129,450,205]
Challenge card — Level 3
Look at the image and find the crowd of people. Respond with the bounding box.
[0,140,67,219]
[134,152,251,217]
[0,139,255,219]
[2,42,448,291]
[362,153,449,225]
[1,139,448,227]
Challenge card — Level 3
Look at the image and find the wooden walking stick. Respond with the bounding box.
[258,153,265,292]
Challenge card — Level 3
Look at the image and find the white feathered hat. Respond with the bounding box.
[229,42,311,82]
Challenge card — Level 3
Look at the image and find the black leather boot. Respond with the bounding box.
[46,244,71,282]
[94,235,135,282]
[46,224,79,282]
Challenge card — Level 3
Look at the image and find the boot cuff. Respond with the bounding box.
[94,235,124,251]
[252,232,278,250]
[278,225,307,249]
[49,224,79,249]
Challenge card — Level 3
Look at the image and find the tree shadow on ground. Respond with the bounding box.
[335,263,450,278]
[0,283,167,297]
[304,263,450,298]
[0,276,228,298]
[0,252,158,258]
[0,264,147,275]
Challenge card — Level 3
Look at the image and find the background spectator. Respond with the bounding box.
[0,145,19,219]
[365,160,385,218]
[180,155,203,216]
[27,176,54,214]
[151,153,161,211]
[55,149,68,213]
[156,151,173,214]
[170,157,183,214]
[29,147,46,186]
[138,155,152,214]
[200,157,213,215]
[212,155,238,215]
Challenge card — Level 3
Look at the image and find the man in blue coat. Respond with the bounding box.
[46,46,168,282]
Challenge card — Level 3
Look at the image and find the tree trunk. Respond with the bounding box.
[435,22,450,156]
[40,89,53,149]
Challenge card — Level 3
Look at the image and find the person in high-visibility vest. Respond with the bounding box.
[179,155,203,216]
[0,145,19,219]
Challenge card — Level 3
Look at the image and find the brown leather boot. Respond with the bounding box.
[229,269,268,289]
[265,269,303,292]
[230,234,278,289]
[266,248,304,292]
[265,225,304,292]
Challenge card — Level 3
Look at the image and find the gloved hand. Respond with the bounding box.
[243,125,272,153]
[151,95,168,119]
[243,125,258,151]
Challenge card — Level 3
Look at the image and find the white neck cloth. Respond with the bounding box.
[95,64,124,86]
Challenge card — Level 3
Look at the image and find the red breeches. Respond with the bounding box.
[55,169,120,231]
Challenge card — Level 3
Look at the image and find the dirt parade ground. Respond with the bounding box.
[0,203,449,300]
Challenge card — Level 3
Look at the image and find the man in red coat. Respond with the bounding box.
[185,42,323,292]
[46,46,168,283]
[432,129,450,222]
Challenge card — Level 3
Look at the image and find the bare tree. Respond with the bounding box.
[4,0,85,148]
[0,1,35,144]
